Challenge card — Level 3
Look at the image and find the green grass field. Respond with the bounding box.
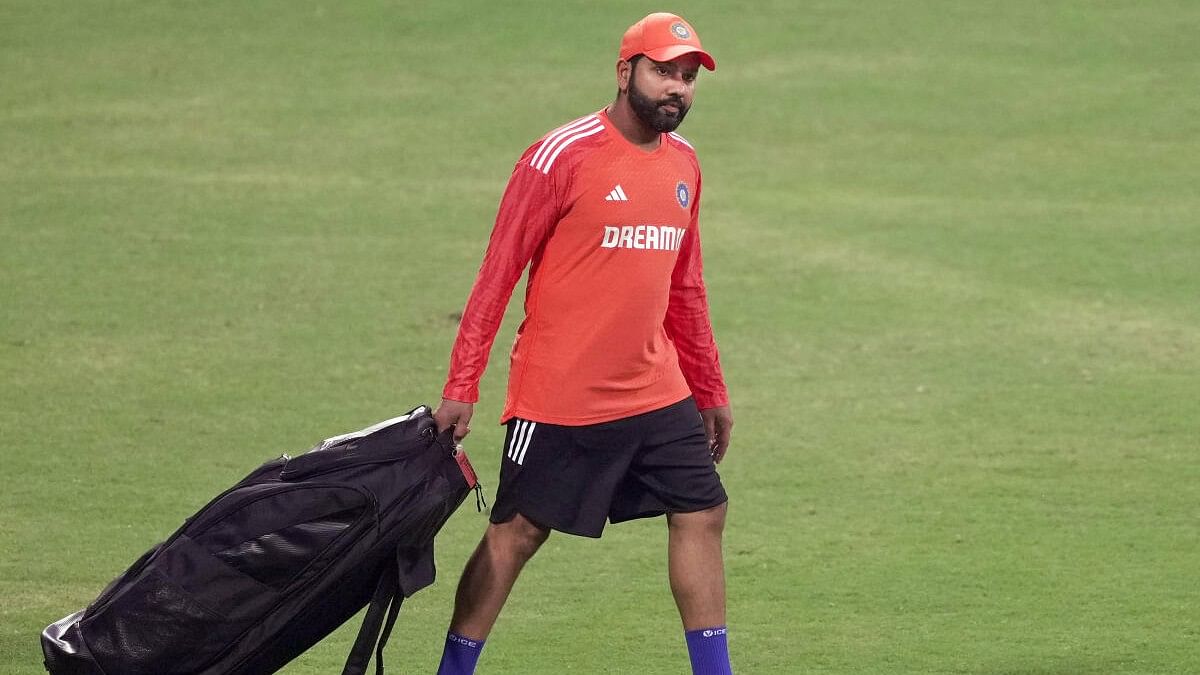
[3,1,1198,673]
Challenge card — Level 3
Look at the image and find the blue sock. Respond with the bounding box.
[436,631,485,675]
[685,626,732,675]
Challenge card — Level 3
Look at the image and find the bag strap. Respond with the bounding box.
[342,564,403,675]
[374,582,404,675]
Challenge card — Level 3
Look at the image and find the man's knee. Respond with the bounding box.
[485,513,550,561]
[668,501,728,535]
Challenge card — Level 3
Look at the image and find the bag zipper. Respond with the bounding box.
[279,426,438,482]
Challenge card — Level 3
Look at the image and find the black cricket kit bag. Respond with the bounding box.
[41,405,484,675]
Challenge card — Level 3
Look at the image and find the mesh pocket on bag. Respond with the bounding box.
[83,535,278,675]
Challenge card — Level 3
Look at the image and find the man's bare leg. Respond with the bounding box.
[436,513,549,674]
[450,513,550,637]
[668,503,733,674]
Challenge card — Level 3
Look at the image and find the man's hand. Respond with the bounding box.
[699,404,733,464]
[433,399,474,442]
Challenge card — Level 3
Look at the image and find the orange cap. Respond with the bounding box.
[619,13,716,71]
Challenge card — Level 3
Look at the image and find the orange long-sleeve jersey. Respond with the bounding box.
[442,109,728,425]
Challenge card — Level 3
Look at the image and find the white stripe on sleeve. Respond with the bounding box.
[537,124,603,174]
[531,116,599,170]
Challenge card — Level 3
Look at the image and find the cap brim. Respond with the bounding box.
[642,45,717,71]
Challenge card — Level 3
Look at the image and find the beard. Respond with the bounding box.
[627,68,689,133]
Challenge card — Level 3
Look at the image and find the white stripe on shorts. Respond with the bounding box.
[507,419,536,465]
[507,420,525,461]
[515,422,536,465]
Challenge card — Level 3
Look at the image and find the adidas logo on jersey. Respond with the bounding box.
[604,185,629,201]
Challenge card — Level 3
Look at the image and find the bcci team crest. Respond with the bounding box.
[675,181,690,208]
[671,22,691,40]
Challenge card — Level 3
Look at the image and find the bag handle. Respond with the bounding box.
[342,564,403,675]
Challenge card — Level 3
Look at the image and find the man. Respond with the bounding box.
[432,12,734,675]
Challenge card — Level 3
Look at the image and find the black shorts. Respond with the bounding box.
[490,397,728,538]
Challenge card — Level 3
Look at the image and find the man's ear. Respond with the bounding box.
[616,58,632,93]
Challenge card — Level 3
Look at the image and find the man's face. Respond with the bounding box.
[626,54,701,133]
